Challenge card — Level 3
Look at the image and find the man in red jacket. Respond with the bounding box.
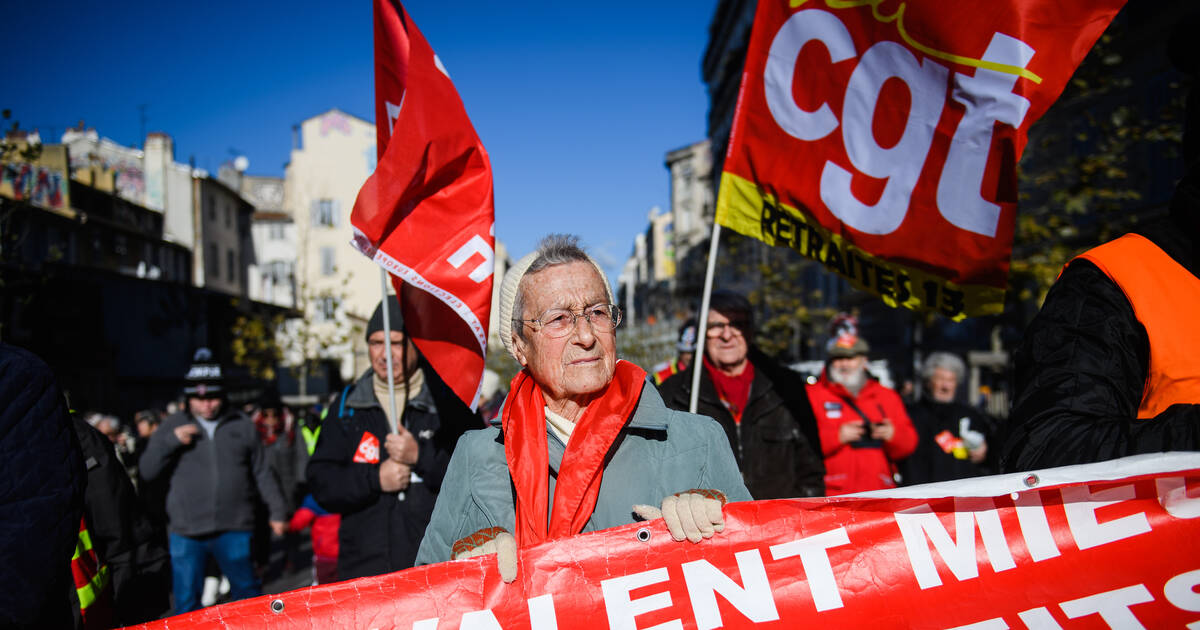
[807,320,917,495]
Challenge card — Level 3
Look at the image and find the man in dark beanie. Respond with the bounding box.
[307,295,478,580]
[1002,14,1200,471]
[139,348,289,614]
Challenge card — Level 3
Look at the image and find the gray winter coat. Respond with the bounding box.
[140,407,288,537]
[415,382,751,566]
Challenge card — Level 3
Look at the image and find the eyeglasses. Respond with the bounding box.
[706,321,748,338]
[521,303,622,338]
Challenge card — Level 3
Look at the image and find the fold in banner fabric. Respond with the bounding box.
[716,0,1125,319]
[351,0,495,409]
[132,453,1200,629]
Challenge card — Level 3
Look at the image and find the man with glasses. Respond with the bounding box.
[139,348,289,614]
[415,235,750,581]
[659,290,825,499]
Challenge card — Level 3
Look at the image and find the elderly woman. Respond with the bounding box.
[415,235,750,581]
[899,352,997,485]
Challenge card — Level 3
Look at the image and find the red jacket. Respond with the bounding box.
[807,372,917,495]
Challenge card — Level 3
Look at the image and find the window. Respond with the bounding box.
[312,199,338,227]
[269,223,286,240]
[316,296,338,322]
[225,204,232,228]
[208,243,219,277]
[227,249,235,282]
[319,246,335,276]
[206,196,215,221]
[267,261,292,284]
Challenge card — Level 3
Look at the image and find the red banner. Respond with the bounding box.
[716,0,1124,319]
[351,0,495,408]
[130,453,1200,629]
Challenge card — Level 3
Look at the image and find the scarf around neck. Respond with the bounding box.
[502,359,646,547]
[704,355,755,424]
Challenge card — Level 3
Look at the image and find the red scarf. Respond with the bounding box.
[704,356,755,424]
[502,360,646,547]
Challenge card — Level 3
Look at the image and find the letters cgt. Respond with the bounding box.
[716,0,1125,319]
[131,453,1200,629]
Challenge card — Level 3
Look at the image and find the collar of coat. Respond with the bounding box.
[489,380,669,434]
[347,367,435,413]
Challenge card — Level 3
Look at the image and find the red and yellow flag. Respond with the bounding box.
[717,0,1125,318]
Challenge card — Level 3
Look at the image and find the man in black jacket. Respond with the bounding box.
[659,290,824,498]
[1001,20,1200,471]
[307,296,478,580]
[140,348,288,613]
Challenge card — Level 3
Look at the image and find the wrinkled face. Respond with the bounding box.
[368,330,419,384]
[829,355,868,386]
[513,261,617,406]
[704,309,750,370]
[188,396,223,421]
[928,367,959,403]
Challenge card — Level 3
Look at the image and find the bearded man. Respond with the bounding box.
[806,321,917,495]
[415,235,750,581]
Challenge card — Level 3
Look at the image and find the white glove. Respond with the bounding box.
[451,527,518,583]
[633,489,728,543]
[959,417,986,450]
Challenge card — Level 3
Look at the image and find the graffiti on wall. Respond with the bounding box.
[320,111,352,137]
[1,163,68,210]
[113,164,145,203]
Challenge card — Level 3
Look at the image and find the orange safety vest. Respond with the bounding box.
[71,515,111,629]
[1076,233,1200,419]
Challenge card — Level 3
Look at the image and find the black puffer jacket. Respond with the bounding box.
[307,365,478,580]
[1001,174,1200,471]
[0,344,85,629]
[659,346,825,498]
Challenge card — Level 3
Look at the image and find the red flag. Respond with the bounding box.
[351,0,495,409]
[716,0,1125,319]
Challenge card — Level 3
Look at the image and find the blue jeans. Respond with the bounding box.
[169,531,260,613]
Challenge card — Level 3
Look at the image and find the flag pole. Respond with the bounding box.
[689,222,722,414]
[380,268,399,428]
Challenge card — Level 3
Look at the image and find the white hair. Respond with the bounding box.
[921,351,966,384]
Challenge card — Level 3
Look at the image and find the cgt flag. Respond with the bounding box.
[351,0,495,408]
[716,0,1125,319]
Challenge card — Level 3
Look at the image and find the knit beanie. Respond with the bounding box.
[365,294,405,341]
[498,246,614,361]
[183,347,224,397]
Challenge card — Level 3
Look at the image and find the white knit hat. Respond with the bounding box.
[498,247,614,361]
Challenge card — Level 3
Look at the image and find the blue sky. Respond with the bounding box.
[5,1,719,281]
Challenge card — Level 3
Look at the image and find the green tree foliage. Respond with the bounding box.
[1010,22,1187,310]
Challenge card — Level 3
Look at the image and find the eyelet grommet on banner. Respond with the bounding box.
[636,527,651,542]
[270,599,285,614]
[1023,474,1040,488]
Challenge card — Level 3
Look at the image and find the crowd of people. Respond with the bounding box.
[1,212,1196,626]
[4,24,1197,622]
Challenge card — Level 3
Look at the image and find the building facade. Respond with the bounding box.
[284,109,380,382]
